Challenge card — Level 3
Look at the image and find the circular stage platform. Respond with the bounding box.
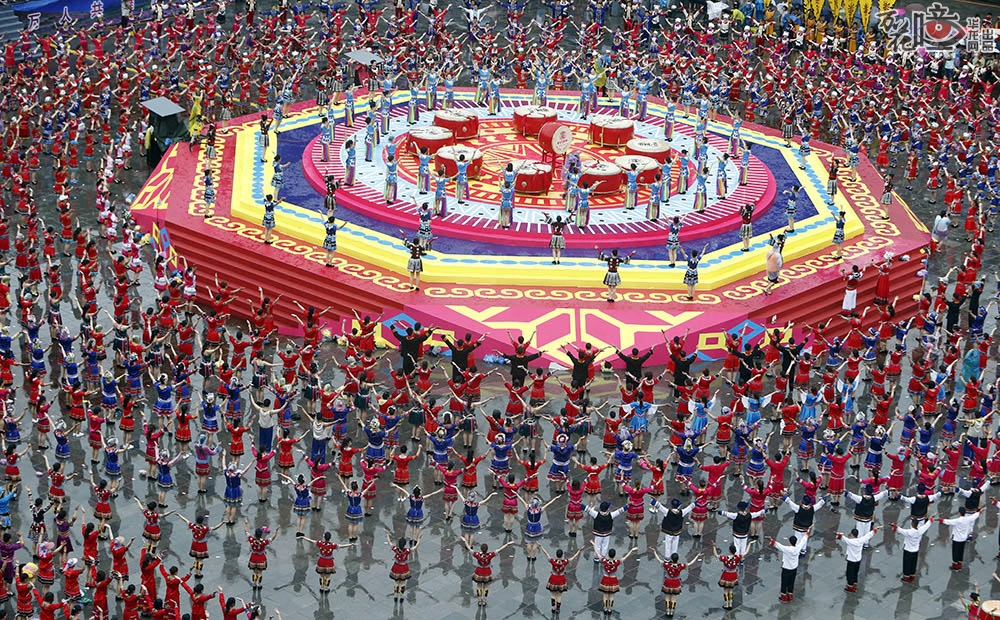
[300,98,777,248]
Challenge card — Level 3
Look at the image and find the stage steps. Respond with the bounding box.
[164,224,402,335]
[167,218,927,359]
[748,256,924,343]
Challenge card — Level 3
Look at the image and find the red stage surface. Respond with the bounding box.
[302,111,777,248]
[130,90,930,367]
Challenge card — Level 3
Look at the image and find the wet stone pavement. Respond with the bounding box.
[9,2,1000,619]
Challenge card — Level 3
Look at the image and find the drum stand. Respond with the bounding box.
[541,151,564,170]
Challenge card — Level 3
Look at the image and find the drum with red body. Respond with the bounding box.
[980,600,1000,620]
[435,146,484,178]
[407,126,455,155]
[588,114,634,147]
[579,159,622,195]
[625,138,672,163]
[537,123,574,155]
[512,160,553,194]
[614,155,660,185]
[433,110,479,140]
[513,105,559,136]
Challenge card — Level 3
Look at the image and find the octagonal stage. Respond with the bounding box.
[130,89,930,367]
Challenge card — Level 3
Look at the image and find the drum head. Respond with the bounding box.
[435,110,474,122]
[410,126,453,140]
[515,105,555,118]
[514,160,552,174]
[627,138,669,153]
[614,155,658,172]
[581,160,621,175]
[592,114,633,129]
[550,126,573,154]
[437,146,482,161]
[982,600,1000,613]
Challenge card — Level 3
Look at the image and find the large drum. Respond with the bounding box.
[981,601,1000,620]
[579,159,623,195]
[433,110,479,140]
[589,114,634,147]
[625,138,672,164]
[538,123,574,156]
[614,155,660,185]
[513,105,559,137]
[407,126,455,155]
[512,160,553,194]
[435,146,484,179]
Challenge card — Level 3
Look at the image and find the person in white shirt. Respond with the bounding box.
[586,501,626,562]
[836,527,878,592]
[649,497,693,558]
[719,501,766,557]
[769,534,807,602]
[939,507,981,570]
[900,483,941,523]
[845,485,888,539]
[893,517,933,582]
[931,210,951,253]
[782,494,826,555]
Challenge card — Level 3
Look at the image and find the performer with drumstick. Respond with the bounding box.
[738,143,751,186]
[345,140,357,186]
[624,163,639,210]
[407,82,421,125]
[455,154,471,204]
[319,116,334,162]
[960,581,981,618]
[595,246,635,303]
[647,174,662,221]
[433,167,449,216]
[693,166,708,213]
[487,72,504,116]
[542,213,568,264]
[498,181,515,229]
[385,155,398,205]
[424,67,440,111]
[417,148,432,195]
[663,97,677,141]
[677,150,690,194]
[563,162,580,213]
[715,154,730,197]
[576,181,601,227]
[364,118,377,163]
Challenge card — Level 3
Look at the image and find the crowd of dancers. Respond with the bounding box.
[0,0,998,616]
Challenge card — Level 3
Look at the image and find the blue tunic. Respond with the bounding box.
[406,496,425,524]
[461,501,481,532]
[293,485,311,516]
[224,470,243,505]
